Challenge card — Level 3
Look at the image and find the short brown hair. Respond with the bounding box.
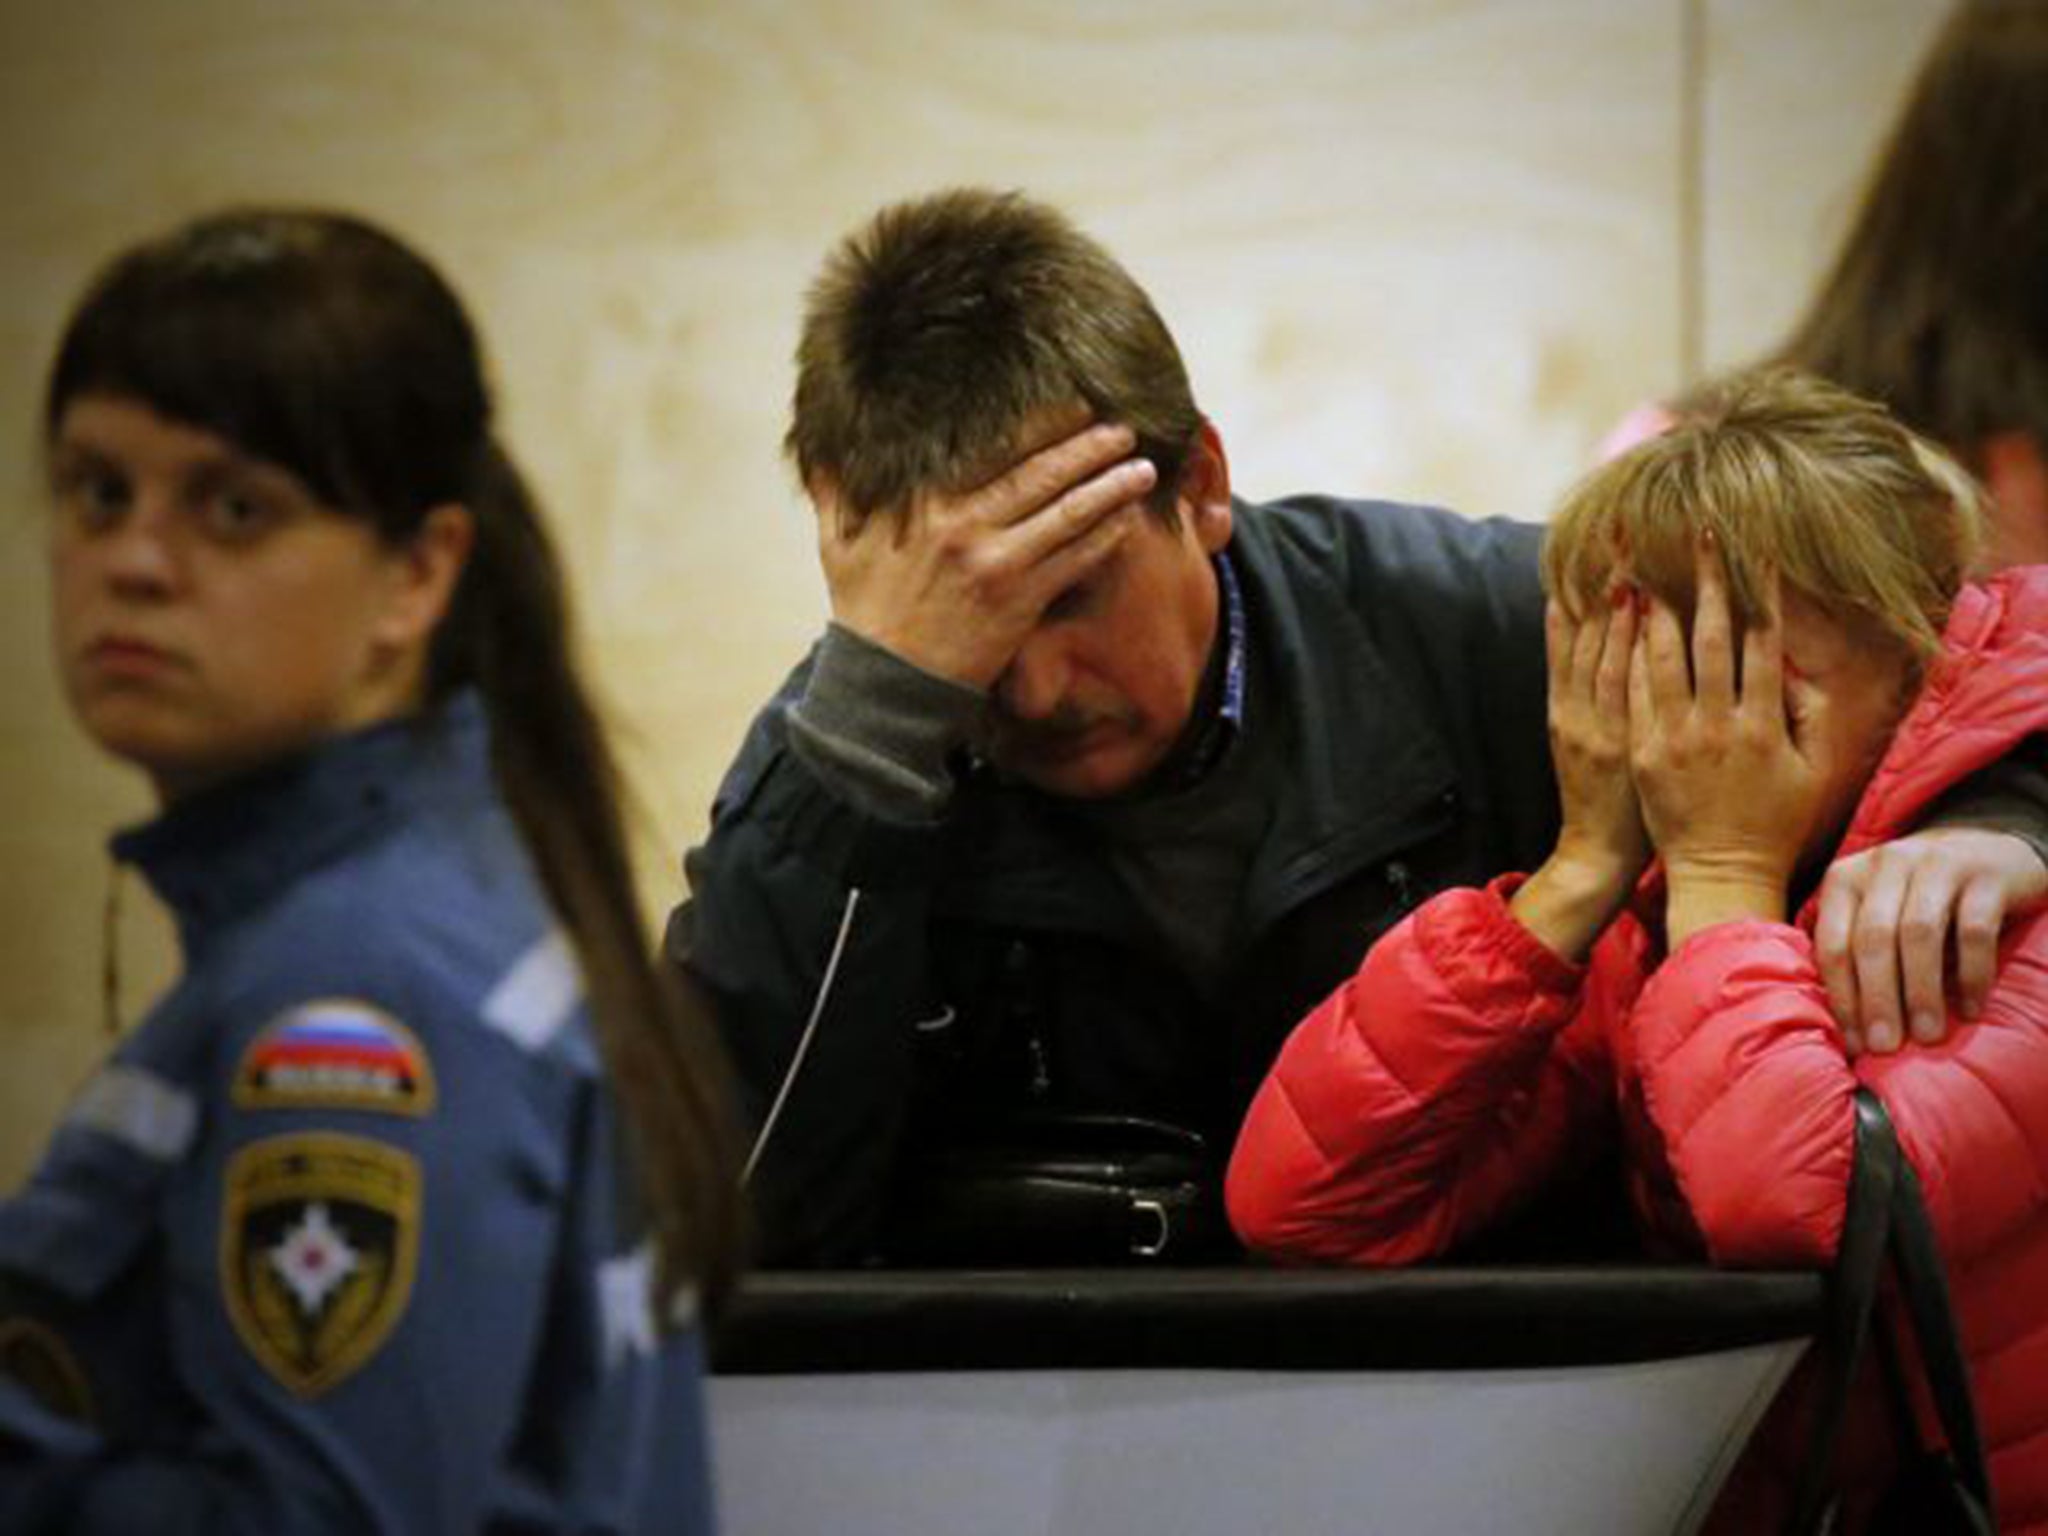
[787,188,1202,523]
[1544,369,1985,662]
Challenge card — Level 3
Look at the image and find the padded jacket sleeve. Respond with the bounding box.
[667,667,957,1265]
[1227,878,1617,1265]
[1631,911,2048,1270]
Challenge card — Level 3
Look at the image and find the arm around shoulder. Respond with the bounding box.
[1633,909,2048,1270]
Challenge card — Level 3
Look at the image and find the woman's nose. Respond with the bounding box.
[94,498,182,596]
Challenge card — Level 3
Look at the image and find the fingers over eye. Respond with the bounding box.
[1741,566,1786,718]
[1691,545,1735,707]
[1641,595,1690,711]
[1596,596,1636,706]
[1569,600,1608,685]
[1545,598,1568,674]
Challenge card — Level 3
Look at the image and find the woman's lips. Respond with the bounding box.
[85,635,181,678]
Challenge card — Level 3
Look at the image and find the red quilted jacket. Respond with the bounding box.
[1228,569,2048,1533]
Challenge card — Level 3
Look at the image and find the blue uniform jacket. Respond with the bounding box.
[0,695,715,1535]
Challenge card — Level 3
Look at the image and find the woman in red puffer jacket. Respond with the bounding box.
[1228,368,2048,1534]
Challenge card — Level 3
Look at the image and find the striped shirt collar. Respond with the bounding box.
[1161,549,1248,791]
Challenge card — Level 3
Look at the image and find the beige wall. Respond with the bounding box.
[0,0,1951,1185]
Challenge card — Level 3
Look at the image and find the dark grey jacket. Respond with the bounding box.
[669,496,1562,1264]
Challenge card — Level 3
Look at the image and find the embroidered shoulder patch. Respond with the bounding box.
[233,1001,435,1116]
[221,1133,421,1397]
[0,1317,96,1425]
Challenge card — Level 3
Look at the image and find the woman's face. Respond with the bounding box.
[48,394,433,801]
[1780,593,1918,866]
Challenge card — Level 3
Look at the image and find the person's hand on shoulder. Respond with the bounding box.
[1815,829,2048,1055]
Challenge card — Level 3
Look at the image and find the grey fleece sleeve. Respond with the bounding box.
[1922,733,2048,870]
[785,622,986,824]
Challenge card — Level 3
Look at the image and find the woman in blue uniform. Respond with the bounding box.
[0,209,743,1533]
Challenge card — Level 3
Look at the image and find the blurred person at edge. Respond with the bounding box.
[0,208,743,1535]
[1607,0,2048,570]
[1598,0,2048,1082]
[674,187,2048,1267]
[1233,370,2048,1533]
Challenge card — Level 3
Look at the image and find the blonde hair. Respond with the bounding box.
[1546,368,1985,662]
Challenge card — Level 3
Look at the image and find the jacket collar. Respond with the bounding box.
[1840,570,2048,858]
[1225,496,1460,930]
[1152,550,1249,792]
[111,691,496,945]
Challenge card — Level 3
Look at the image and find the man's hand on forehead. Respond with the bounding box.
[812,419,1156,690]
[1003,400,1098,464]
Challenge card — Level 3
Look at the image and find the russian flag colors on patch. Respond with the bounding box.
[234,1002,436,1116]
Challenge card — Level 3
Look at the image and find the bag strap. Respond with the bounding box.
[1857,1089,1996,1516]
[1785,1087,1899,1535]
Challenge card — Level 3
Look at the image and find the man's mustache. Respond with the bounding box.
[987,704,1123,750]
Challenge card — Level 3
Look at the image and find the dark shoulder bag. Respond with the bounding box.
[1786,1088,1996,1535]
[881,1113,1233,1265]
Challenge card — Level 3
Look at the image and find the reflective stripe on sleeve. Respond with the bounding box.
[480,930,583,1053]
[65,1064,199,1163]
[598,1244,658,1367]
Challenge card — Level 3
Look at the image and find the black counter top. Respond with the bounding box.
[712,1265,1824,1375]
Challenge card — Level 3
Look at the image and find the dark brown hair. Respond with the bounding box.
[1775,0,2048,462]
[47,208,743,1311]
[788,187,1203,524]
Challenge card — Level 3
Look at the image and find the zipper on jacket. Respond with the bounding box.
[1243,784,1460,939]
[1025,1034,1052,1099]
[1003,938,1054,1100]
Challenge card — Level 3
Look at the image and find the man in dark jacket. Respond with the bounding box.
[670,188,2048,1266]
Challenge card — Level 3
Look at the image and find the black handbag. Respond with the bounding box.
[880,1113,1232,1265]
[1786,1088,1997,1535]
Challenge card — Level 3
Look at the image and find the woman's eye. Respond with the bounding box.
[204,488,276,540]
[54,466,128,530]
